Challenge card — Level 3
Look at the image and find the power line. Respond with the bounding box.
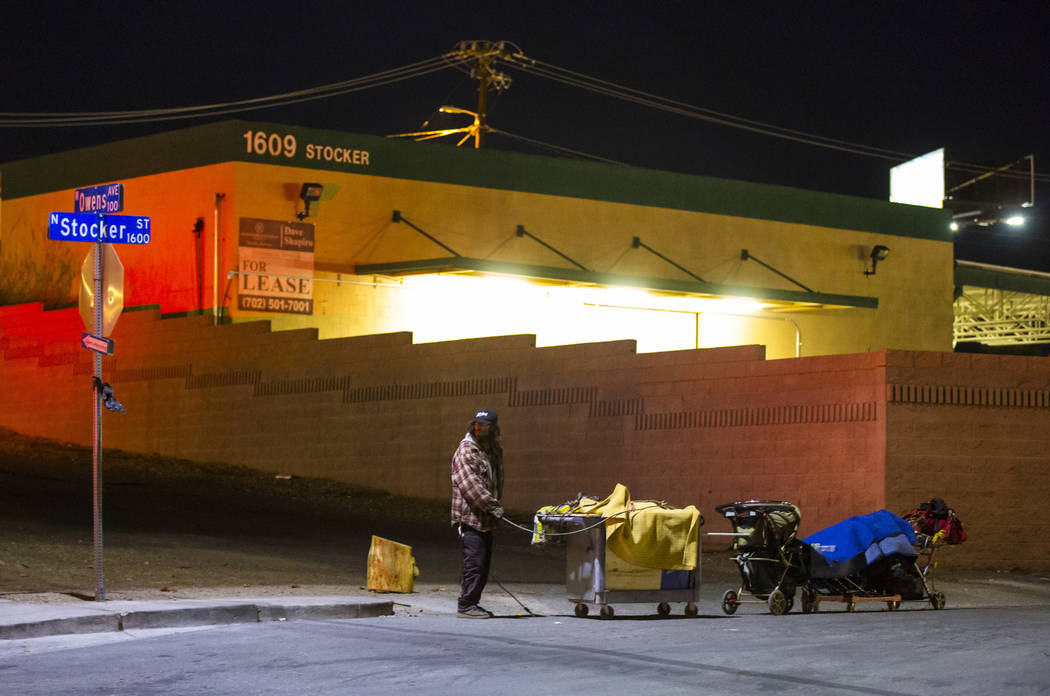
[0,55,467,127]
[1,43,1045,188]
[497,52,1050,184]
[500,54,913,161]
[488,127,629,165]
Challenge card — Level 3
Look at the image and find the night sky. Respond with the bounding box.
[2,1,1047,268]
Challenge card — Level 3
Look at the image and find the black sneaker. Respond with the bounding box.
[457,606,491,619]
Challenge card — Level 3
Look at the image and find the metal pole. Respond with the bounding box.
[93,213,105,601]
[213,193,225,325]
[476,63,489,149]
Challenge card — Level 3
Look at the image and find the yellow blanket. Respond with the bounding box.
[576,483,700,571]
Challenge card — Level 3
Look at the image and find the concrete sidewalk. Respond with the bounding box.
[0,595,395,640]
[0,581,567,640]
[4,574,1049,641]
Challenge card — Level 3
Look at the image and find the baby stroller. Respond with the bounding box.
[714,500,808,615]
[799,509,942,612]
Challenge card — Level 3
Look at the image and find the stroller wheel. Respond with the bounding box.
[768,588,788,616]
[721,589,739,615]
[887,600,901,611]
[930,592,946,610]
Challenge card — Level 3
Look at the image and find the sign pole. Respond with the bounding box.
[55,182,143,602]
[92,212,105,602]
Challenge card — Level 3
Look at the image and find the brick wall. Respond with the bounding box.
[884,350,1050,571]
[3,303,1045,571]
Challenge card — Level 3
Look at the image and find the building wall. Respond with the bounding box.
[0,164,235,312]
[884,349,1050,570]
[231,161,955,359]
[2,121,954,361]
[5,302,1043,571]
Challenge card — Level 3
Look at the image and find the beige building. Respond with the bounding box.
[1,119,953,359]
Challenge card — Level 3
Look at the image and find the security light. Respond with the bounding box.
[297,183,323,220]
[865,245,890,276]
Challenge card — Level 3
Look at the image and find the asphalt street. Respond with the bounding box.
[3,604,1049,696]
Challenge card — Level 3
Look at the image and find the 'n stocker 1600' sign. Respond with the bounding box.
[237,218,314,315]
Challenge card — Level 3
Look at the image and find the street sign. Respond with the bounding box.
[48,212,151,245]
[54,188,140,604]
[81,332,114,355]
[75,183,124,213]
[79,244,124,337]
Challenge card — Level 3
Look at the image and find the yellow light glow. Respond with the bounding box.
[599,286,659,307]
[374,273,792,356]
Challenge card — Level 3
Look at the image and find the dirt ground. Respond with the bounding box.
[0,427,577,601]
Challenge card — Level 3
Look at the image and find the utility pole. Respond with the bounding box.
[388,40,519,148]
[448,40,514,148]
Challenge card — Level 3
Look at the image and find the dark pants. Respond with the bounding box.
[457,524,494,612]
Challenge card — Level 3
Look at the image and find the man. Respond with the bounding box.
[450,408,504,618]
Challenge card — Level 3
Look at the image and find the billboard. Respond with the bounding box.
[890,148,944,209]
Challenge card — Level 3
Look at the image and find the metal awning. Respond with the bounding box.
[353,256,878,310]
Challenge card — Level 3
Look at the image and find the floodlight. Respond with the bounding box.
[864,245,890,276]
[297,183,323,220]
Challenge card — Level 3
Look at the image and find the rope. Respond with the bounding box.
[490,576,540,617]
[499,501,670,537]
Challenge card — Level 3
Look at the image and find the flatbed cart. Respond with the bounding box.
[800,583,908,613]
[800,556,944,613]
[537,513,701,619]
[800,509,946,613]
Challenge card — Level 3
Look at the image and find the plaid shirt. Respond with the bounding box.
[450,432,503,531]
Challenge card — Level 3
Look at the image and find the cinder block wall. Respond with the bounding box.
[5,303,1045,570]
[884,350,1050,571]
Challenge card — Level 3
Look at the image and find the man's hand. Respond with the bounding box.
[491,505,504,519]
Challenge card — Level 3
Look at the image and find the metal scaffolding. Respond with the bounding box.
[954,286,1050,345]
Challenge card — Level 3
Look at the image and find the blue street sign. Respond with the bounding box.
[48,212,151,245]
[75,183,124,213]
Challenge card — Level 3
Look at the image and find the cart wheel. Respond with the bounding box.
[887,600,900,611]
[657,602,671,617]
[574,603,589,618]
[931,592,946,610]
[846,598,856,613]
[684,602,699,617]
[801,588,817,614]
[599,605,615,619]
[768,588,788,616]
[721,589,739,615]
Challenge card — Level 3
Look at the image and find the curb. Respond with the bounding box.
[0,598,394,640]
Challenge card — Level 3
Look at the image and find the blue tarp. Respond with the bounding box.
[802,510,917,578]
